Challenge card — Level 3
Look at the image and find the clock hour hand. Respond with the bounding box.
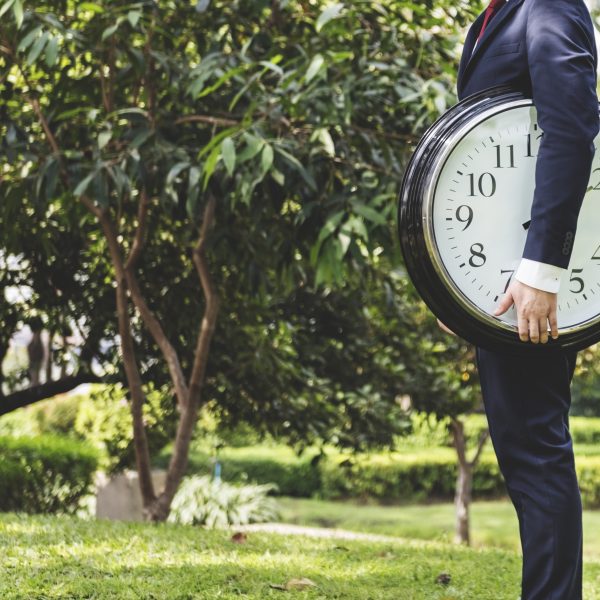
[522,219,531,230]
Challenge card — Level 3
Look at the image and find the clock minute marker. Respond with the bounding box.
[457,170,463,175]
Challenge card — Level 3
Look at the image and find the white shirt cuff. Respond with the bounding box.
[514,258,564,294]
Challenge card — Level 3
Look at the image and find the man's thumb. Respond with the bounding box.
[494,292,514,316]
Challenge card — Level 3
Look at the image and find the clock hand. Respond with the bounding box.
[522,220,531,230]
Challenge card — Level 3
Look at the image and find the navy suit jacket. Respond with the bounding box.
[457,0,599,270]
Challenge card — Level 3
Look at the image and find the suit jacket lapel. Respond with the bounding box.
[457,0,525,96]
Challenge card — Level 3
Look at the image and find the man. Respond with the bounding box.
[441,1,600,598]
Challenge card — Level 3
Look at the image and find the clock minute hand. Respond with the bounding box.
[522,220,531,230]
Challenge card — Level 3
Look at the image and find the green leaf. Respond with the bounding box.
[78,2,104,13]
[312,128,335,157]
[129,128,153,149]
[0,0,15,20]
[261,144,273,174]
[166,162,190,184]
[186,166,201,218]
[17,25,42,53]
[311,210,345,266]
[202,145,221,190]
[316,2,344,32]
[221,137,236,176]
[13,0,23,28]
[350,201,386,225]
[44,36,59,67]
[127,10,141,27]
[102,23,119,41]
[98,130,111,150]
[26,32,49,65]
[270,168,285,186]
[74,171,97,197]
[338,231,351,255]
[276,147,316,191]
[306,54,324,83]
[237,133,264,163]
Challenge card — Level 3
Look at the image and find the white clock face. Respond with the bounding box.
[429,103,600,332]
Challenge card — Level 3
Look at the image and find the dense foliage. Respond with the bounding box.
[0,434,99,514]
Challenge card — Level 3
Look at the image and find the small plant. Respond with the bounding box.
[168,475,280,528]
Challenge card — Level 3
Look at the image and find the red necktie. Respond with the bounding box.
[476,0,506,45]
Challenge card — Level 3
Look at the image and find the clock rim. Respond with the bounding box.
[398,84,600,352]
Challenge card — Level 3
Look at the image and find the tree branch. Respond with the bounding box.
[188,193,219,399]
[150,194,220,521]
[450,417,468,469]
[0,373,102,416]
[174,114,239,127]
[469,428,490,469]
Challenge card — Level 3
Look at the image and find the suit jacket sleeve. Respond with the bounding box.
[523,0,599,270]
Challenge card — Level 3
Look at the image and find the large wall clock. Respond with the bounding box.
[398,84,600,351]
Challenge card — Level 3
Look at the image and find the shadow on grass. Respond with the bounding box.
[0,514,526,599]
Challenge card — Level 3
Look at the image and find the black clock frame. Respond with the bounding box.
[398,84,600,352]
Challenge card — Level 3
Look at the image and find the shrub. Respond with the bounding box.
[0,434,99,514]
[156,444,323,498]
[569,417,600,445]
[318,449,505,502]
[168,475,280,528]
[74,383,177,473]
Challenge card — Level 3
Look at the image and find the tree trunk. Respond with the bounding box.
[454,450,473,545]
[450,417,489,546]
[451,417,471,545]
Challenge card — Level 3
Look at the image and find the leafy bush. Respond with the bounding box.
[168,475,280,528]
[156,444,323,497]
[0,434,99,514]
[569,417,600,444]
[318,450,505,502]
[74,384,178,473]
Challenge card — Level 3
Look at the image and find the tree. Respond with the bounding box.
[0,0,482,520]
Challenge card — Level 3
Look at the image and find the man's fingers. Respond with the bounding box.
[494,292,514,316]
[539,318,549,344]
[549,310,559,340]
[517,311,529,342]
[529,318,540,344]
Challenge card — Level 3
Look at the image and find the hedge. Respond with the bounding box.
[0,435,100,514]
[161,443,600,509]
[155,445,322,498]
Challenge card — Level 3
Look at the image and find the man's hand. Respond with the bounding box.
[494,279,559,344]
[437,318,457,336]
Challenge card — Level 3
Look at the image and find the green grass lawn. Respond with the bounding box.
[0,512,531,600]
[277,496,600,561]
